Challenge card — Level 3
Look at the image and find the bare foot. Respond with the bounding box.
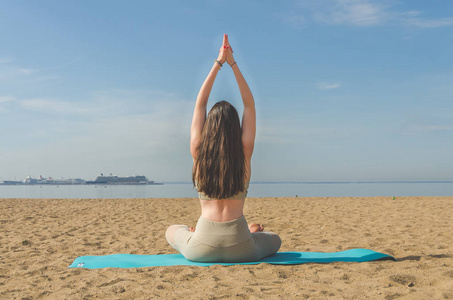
[189,226,195,232]
[248,223,264,233]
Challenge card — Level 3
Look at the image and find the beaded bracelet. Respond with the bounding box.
[214,60,223,68]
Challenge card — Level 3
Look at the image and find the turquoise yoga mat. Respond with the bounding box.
[69,249,395,269]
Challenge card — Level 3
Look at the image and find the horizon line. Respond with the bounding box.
[165,180,453,184]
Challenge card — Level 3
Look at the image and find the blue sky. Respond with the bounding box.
[1,0,452,182]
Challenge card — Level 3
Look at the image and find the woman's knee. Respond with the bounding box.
[165,225,188,245]
[253,232,282,253]
[264,232,281,252]
[272,233,282,252]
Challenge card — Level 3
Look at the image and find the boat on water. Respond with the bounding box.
[1,180,23,185]
[0,176,85,185]
[0,174,163,185]
[25,176,85,185]
[85,174,163,185]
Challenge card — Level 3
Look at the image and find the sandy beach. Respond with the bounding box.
[1,196,452,299]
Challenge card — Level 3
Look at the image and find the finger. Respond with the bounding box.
[223,34,227,47]
[225,35,233,53]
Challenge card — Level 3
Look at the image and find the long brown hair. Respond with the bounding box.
[192,101,246,199]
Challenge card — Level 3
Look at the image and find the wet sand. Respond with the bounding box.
[1,196,452,299]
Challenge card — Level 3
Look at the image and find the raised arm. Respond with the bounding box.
[225,37,256,159]
[190,35,227,159]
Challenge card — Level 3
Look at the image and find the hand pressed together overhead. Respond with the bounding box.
[217,34,236,66]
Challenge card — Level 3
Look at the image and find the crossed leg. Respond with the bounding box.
[165,225,190,246]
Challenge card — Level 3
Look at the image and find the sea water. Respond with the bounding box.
[0,182,452,199]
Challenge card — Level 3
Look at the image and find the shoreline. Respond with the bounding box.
[2,182,453,200]
[1,197,452,299]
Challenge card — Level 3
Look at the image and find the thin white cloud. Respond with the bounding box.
[0,95,14,103]
[0,95,15,112]
[407,125,453,133]
[0,66,37,80]
[288,1,453,28]
[0,58,62,84]
[17,89,194,133]
[24,75,61,83]
[17,68,35,75]
[19,98,95,116]
[17,90,162,117]
[406,17,453,28]
[317,82,341,90]
[404,11,422,18]
[316,0,388,26]
[277,13,306,28]
[293,0,390,27]
[256,113,361,147]
[0,57,12,64]
[403,114,453,135]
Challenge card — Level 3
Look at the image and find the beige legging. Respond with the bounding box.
[166,216,281,263]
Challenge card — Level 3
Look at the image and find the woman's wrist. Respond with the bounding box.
[214,59,223,70]
[230,62,239,72]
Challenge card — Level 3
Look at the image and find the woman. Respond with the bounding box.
[166,34,281,263]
